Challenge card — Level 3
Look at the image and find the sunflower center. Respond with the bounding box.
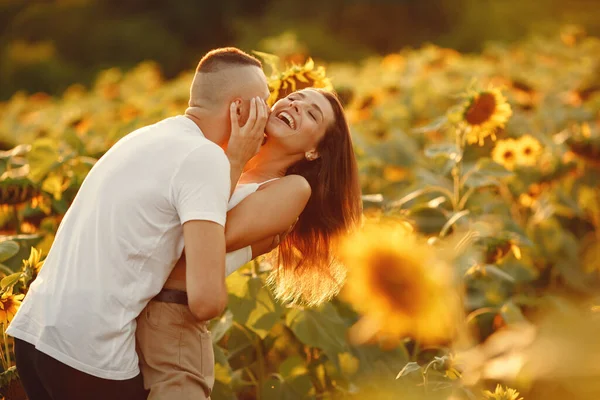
[503,150,515,160]
[370,252,425,316]
[465,92,497,126]
[523,146,532,155]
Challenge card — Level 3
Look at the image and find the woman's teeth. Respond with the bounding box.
[277,111,296,129]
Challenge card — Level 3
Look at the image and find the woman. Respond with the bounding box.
[136,88,362,399]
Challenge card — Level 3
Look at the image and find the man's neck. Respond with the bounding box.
[184,107,221,144]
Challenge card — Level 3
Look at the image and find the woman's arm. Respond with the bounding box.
[225,174,311,252]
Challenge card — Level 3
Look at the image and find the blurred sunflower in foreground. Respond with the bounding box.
[340,222,461,346]
[457,306,600,400]
[453,87,512,146]
[254,51,333,106]
[483,384,523,400]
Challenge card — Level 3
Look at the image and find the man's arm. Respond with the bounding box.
[183,220,228,320]
[171,145,231,320]
[225,175,311,252]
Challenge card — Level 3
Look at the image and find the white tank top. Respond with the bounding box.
[228,178,280,211]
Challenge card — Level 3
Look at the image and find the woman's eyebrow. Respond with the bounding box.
[296,92,324,120]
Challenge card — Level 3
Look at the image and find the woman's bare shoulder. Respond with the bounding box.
[258,174,311,194]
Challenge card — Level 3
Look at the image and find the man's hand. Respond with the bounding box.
[226,97,269,194]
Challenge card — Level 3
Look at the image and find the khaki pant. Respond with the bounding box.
[136,300,215,400]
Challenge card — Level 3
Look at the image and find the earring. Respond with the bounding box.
[305,152,316,161]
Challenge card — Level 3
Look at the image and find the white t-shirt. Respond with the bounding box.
[7,116,231,380]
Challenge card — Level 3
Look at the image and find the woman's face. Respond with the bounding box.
[265,89,335,155]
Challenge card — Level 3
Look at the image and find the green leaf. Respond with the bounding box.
[210,310,233,343]
[26,138,60,183]
[261,374,313,400]
[226,271,250,298]
[464,173,501,189]
[211,379,236,400]
[280,355,308,379]
[396,361,422,379]
[0,240,19,262]
[367,135,419,167]
[353,343,408,378]
[412,116,448,133]
[226,325,258,371]
[463,158,514,189]
[63,129,85,155]
[0,272,22,290]
[424,143,461,161]
[406,206,449,235]
[475,158,514,176]
[499,301,527,325]
[245,278,285,338]
[252,51,281,76]
[0,264,14,276]
[213,344,229,367]
[483,264,516,282]
[285,303,348,364]
[439,210,470,237]
[226,274,256,325]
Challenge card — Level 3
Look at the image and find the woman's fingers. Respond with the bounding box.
[244,97,257,133]
[230,101,239,133]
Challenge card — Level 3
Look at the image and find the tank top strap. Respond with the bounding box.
[256,177,280,188]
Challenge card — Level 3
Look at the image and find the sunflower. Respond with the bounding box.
[380,53,404,71]
[255,51,333,106]
[0,289,24,325]
[491,139,519,170]
[483,384,523,400]
[457,88,512,146]
[515,134,542,166]
[22,247,45,285]
[383,165,409,182]
[339,222,460,345]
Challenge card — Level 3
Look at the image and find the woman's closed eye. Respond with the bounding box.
[308,111,317,121]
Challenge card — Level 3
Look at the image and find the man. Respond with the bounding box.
[7,47,271,400]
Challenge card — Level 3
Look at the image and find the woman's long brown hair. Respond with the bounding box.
[268,89,363,306]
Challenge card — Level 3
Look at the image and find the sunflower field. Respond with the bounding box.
[0,25,599,400]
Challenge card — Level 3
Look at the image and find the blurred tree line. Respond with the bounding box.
[1,0,599,100]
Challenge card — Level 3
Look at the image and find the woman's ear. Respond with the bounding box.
[305,150,320,161]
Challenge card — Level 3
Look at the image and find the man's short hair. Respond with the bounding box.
[196,47,262,73]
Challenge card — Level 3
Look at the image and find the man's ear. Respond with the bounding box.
[233,98,242,117]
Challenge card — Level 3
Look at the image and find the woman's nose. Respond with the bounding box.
[289,101,301,115]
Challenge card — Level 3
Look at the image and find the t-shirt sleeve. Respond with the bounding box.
[225,246,253,276]
[171,144,231,226]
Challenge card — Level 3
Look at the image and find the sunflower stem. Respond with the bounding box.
[452,127,465,212]
[458,187,477,210]
[2,327,10,369]
[0,328,7,371]
[251,259,259,278]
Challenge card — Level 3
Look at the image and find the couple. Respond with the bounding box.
[7,47,362,399]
